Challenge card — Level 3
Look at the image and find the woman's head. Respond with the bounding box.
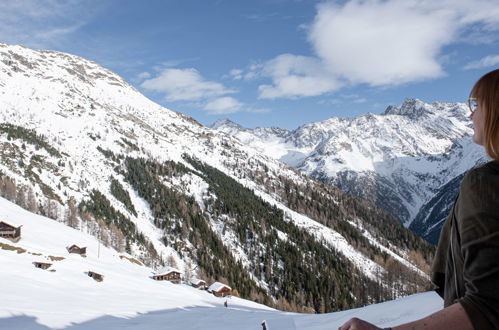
[470,69,499,160]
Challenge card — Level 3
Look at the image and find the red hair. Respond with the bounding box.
[470,69,499,160]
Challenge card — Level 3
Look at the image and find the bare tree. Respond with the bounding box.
[96,218,110,247]
[16,186,27,209]
[45,199,59,220]
[1,177,17,201]
[167,255,177,268]
[27,187,38,213]
[184,260,193,282]
[65,197,79,229]
[109,223,125,252]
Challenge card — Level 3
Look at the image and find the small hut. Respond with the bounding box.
[88,271,104,282]
[152,266,181,284]
[208,282,232,297]
[33,261,52,270]
[67,244,87,255]
[191,278,207,290]
[0,221,21,239]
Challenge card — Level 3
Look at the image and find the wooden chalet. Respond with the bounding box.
[88,271,104,282]
[67,244,87,255]
[33,261,52,270]
[0,221,21,239]
[152,266,181,284]
[191,278,207,290]
[208,282,232,297]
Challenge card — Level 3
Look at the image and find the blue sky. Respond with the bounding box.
[1,0,499,129]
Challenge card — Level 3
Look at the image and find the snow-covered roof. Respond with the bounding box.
[208,282,231,292]
[88,270,103,276]
[191,278,206,285]
[67,244,85,249]
[155,266,181,275]
[0,221,20,228]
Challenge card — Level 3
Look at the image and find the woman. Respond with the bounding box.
[339,69,499,330]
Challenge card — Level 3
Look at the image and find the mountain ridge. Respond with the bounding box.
[211,98,487,243]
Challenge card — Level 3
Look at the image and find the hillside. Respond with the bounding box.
[0,42,433,312]
[0,196,443,329]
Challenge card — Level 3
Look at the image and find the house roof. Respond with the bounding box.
[155,266,181,275]
[208,282,231,292]
[0,221,20,229]
[191,278,206,285]
[89,271,103,276]
[67,244,85,249]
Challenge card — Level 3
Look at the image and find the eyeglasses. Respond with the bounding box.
[468,97,478,115]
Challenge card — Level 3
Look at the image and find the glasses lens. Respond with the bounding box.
[469,98,478,112]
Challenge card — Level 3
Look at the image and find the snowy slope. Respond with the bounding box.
[0,197,442,329]
[0,196,271,328]
[0,42,434,312]
[0,41,305,273]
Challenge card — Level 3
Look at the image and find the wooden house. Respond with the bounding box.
[67,244,87,255]
[88,271,104,282]
[191,278,207,290]
[152,266,181,284]
[208,282,232,297]
[33,261,52,270]
[0,221,21,239]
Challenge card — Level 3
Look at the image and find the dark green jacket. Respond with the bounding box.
[432,160,499,329]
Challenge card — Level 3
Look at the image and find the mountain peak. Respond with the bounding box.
[209,118,244,130]
[0,41,131,92]
[383,98,433,118]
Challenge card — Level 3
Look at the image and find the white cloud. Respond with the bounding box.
[258,54,341,99]
[0,0,97,49]
[141,68,248,115]
[244,71,260,81]
[464,54,499,70]
[255,0,499,99]
[204,97,243,115]
[135,72,151,80]
[141,68,236,102]
[308,1,456,86]
[229,69,243,80]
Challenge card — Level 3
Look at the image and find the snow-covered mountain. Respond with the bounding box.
[211,99,488,243]
[0,42,433,314]
[0,196,443,329]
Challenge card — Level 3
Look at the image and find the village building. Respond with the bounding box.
[88,271,104,282]
[191,278,207,290]
[33,261,52,270]
[208,282,232,297]
[0,221,21,239]
[152,266,181,284]
[67,244,87,255]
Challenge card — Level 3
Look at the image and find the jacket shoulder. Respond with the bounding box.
[461,161,499,190]
[458,161,499,214]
